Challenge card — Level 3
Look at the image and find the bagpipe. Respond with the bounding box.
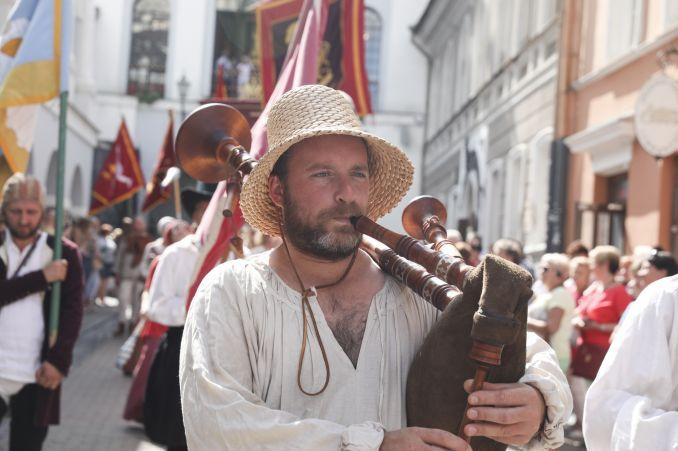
[175,103,533,450]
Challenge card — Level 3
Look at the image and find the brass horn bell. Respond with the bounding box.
[175,103,254,183]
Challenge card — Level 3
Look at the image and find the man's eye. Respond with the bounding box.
[352,171,368,178]
[312,171,330,177]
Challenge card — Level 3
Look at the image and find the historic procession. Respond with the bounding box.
[0,0,677,450]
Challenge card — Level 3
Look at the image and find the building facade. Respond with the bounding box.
[413,0,560,257]
[562,0,678,253]
[1,0,426,226]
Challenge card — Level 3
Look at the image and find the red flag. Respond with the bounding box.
[257,0,371,115]
[89,120,144,215]
[185,0,327,309]
[141,112,176,212]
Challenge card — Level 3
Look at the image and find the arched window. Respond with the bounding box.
[486,158,504,245]
[503,145,527,241]
[127,0,170,103]
[46,151,58,196]
[364,8,382,110]
[71,166,83,208]
[454,15,471,109]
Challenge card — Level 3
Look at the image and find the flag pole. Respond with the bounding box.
[49,91,69,348]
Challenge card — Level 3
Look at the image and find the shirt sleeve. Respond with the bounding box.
[179,267,385,451]
[583,281,678,451]
[519,332,573,450]
[145,247,187,327]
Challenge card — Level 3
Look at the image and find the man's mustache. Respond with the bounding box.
[317,203,363,222]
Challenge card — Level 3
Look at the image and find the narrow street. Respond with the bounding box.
[0,304,162,451]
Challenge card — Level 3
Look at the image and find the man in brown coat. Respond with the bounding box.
[0,173,84,451]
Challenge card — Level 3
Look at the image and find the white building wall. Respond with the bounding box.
[414,0,559,257]
[363,0,428,233]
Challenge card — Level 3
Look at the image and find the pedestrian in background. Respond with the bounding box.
[528,253,575,373]
[637,249,678,293]
[0,173,84,451]
[114,217,151,336]
[96,223,117,303]
[565,255,591,305]
[569,245,632,434]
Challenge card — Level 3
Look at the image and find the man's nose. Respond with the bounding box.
[334,174,357,204]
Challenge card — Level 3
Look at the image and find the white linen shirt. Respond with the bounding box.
[146,234,199,327]
[180,252,572,450]
[583,275,678,450]
[0,231,49,383]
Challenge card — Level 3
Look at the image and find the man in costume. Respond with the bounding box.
[142,186,211,450]
[180,85,571,450]
[583,274,678,449]
[0,173,84,450]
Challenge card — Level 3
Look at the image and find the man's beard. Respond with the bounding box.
[281,192,362,261]
[8,222,41,240]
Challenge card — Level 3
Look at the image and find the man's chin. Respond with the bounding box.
[9,228,39,240]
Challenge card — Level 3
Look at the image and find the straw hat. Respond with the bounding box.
[240,84,414,236]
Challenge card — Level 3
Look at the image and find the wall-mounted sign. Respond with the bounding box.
[635,73,678,158]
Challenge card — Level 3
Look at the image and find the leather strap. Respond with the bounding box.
[280,224,358,396]
[10,236,40,280]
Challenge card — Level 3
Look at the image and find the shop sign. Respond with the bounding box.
[635,73,678,158]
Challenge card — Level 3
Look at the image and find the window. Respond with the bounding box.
[534,0,557,35]
[606,0,643,62]
[127,0,170,102]
[71,166,83,208]
[576,173,628,250]
[503,145,527,241]
[486,159,504,245]
[364,8,382,110]
[46,151,58,196]
[666,0,678,29]
[524,128,553,253]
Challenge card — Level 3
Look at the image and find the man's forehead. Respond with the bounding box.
[5,199,42,210]
[290,135,369,164]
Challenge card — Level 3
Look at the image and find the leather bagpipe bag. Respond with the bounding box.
[406,254,533,451]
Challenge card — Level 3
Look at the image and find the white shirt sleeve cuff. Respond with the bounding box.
[520,368,570,450]
[340,421,385,451]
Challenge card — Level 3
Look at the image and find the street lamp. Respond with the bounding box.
[177,74,190,119]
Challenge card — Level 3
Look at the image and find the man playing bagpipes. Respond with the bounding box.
[179,85,572,450]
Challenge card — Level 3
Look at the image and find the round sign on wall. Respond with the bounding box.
[634,72,678,158]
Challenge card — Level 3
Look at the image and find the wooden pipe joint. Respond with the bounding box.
[468,341,503,367]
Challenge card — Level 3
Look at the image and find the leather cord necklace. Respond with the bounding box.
[280,225,358,396]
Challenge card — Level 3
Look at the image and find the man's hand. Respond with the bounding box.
[35,362,64,390]
[462,379,545,447]
[42,259,68,283]
[381,427,471,451]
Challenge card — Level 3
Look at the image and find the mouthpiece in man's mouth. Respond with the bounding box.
[349,216,360,227]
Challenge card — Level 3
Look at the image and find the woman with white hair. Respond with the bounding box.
[527,253,575,372]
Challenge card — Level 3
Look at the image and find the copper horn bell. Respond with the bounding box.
[175,103,256,216]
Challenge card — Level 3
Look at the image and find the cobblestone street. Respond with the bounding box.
[0,304,162,451]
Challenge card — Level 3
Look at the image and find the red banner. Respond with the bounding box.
[256,0,372,115]
[141,112,176,212]
[89,120,145,215]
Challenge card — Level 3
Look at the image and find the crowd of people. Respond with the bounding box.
[445,231,678,446]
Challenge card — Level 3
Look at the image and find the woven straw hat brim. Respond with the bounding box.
[240,127,414,237]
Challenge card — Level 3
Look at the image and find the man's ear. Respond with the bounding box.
[268,175,284,208]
